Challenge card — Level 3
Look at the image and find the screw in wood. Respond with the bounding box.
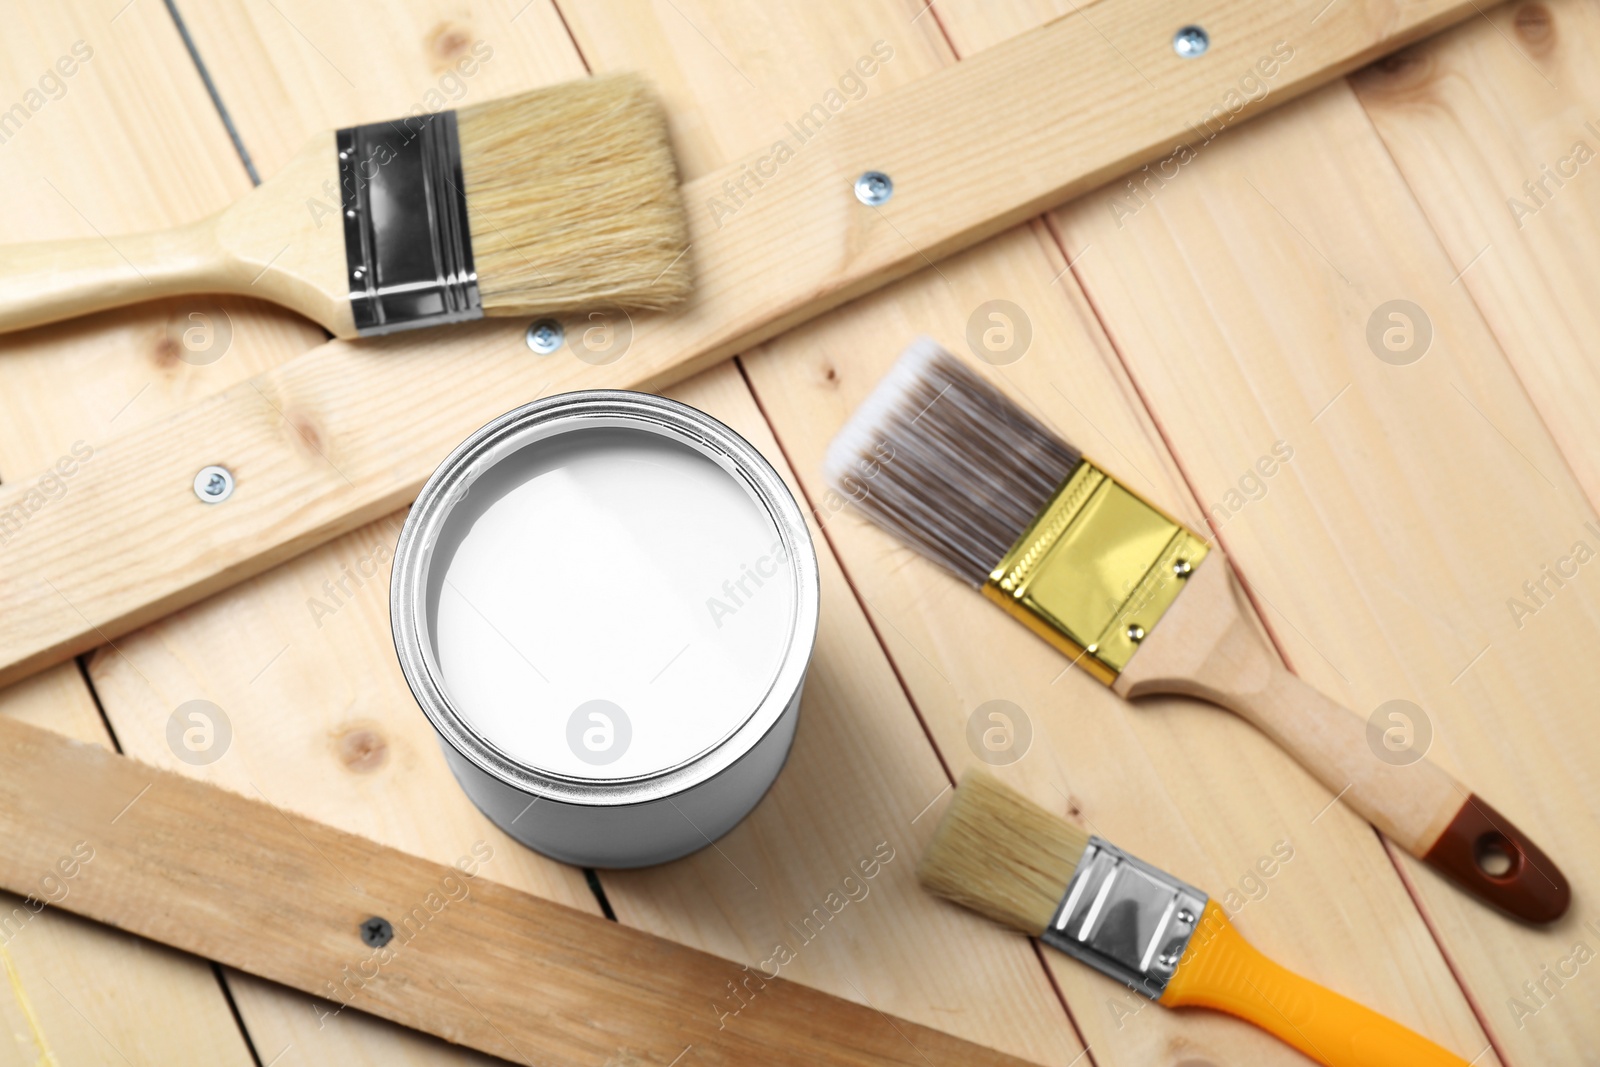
[1172,25,1209,57]
[359,916,394,948]
[854,171,893,205]
[193,465,235,504]
[526,318,564,354]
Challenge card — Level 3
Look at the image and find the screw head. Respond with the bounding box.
[1126,624,1146,643]
[1177,907,1196,924]
[1173,558,1193,578]
[1173,25,1209,57]
[525,318,564,354]
[1158,950,1181,968]
[359,916,394,948]
[193,465,235,504]
[854,171,894,206]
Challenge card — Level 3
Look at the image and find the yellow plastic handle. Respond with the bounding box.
[1160,902,1470,1067]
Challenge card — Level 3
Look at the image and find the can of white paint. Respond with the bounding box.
[391,391,819,868]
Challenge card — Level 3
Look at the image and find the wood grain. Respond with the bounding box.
[0,2,313,1060]
[0,710,1040,1067]
[89,3,1086,1064]
[995,13,1597,1058]
[0,135,351,338]
[0,667,258,1066]
[1116,553,1462,854]
[1351,0,1600,512]
[0,0,1489,690]
[579,0,1498,1063]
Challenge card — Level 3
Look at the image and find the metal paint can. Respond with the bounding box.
[392,391,819,868]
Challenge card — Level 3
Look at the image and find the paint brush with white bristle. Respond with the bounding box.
[917,770,1472,1067]
[827,337,1567,924]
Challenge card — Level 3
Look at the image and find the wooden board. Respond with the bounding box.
[0,711,1041,1067]
[936,3,1600,1061]
[1352,0,1600,513]
[0,2,316,1061]
[81,2,1083,1064]
[6,0,1599,1064]
[568,1,1495,1063]
[0,0,1491,692]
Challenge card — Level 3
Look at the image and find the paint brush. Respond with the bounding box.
[826,337,1568,923]
[919,770,1473,1067]
[0,73,690,339]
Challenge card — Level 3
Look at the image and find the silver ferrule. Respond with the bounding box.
[1040,837,1207,999]
[338,109,482,336]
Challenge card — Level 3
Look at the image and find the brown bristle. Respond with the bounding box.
[916,770,1090,937]
[457,74,691,315]
[822,338,1081,585]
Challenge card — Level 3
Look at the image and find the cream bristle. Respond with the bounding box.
[457,73,691,315]
[823,338,1081,585]
[916,770,1090,938]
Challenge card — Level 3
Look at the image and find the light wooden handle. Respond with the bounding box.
[1162,902,1470,1067]
[0,221,226,334]
[1116,555,1569,923]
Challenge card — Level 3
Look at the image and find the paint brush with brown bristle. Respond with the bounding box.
[828,337,1567,924]
[0,73,690,339]
[919,770,1472,1067]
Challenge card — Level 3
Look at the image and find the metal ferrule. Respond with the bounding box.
[1041,837,1208,999]
[338,109,482,336]
[981,458,1210,683]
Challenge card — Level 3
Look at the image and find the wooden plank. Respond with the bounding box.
[1350,0,1600,565]
[1341,4,1600,1059]
[0,1,320,1060]
[0,667,258,1066]
[940,6,1598,1057]
[576,0,1497,1062]
[81,5,601,1063]
[90,3,1086,1063]
[0,0,1491,690]
[0,710,1041,1067]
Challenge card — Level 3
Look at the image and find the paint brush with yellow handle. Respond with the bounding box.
[825,338,1567,923]
[920,770,1474,1067]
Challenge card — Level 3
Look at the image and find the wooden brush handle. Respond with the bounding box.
[0,222,228,333]
[0,136,352,337]
[1161,902,1470,1067]
[1115,555,1569,923]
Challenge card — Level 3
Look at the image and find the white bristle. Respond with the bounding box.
[822,336,948,487]
[823,339,1081,584]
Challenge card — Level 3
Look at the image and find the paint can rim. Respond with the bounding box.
[391,389,820,809]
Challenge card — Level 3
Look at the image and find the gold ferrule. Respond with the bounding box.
[981,460,1210,684]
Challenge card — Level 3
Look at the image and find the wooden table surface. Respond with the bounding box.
[1,1,1596,1064]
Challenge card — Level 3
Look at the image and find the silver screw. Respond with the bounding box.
[1126,624,1146,643]
[194,465,235,504]
[525,319,564,354]
[1158,951,1181,968]
[1173,25,1209,57]
[854,171,894,206]
[1177,907,1196,924]
[1173,558,1193,578]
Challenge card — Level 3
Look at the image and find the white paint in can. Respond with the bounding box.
[392,392,818,868]
[430,427,797,780]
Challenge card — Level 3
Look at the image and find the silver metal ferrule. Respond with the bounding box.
[338,109,482,336]
[1040,837,1207,999]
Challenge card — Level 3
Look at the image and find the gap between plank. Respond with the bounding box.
[211,963,269,1067]
[163,0,263,186]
